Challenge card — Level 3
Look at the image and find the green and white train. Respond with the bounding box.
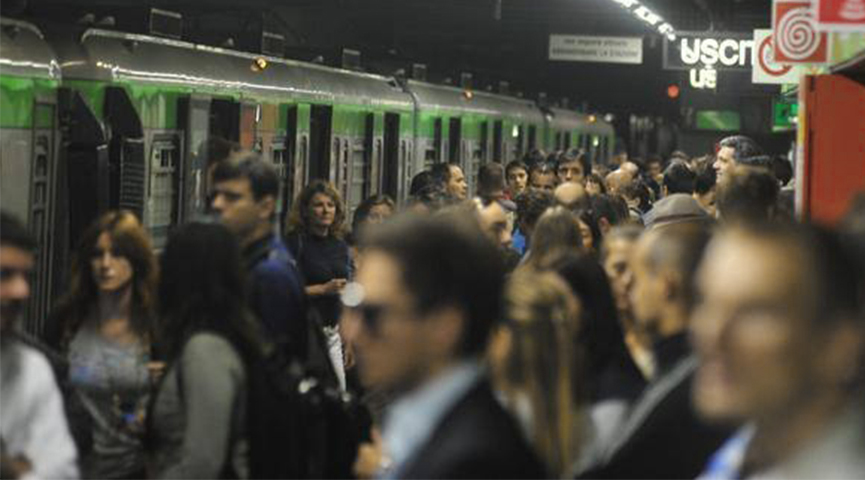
[0,17,615,333]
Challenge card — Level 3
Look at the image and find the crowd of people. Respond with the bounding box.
[2,133,864,480]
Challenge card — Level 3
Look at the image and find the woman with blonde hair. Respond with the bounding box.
[47,210,158,479]
[488,270,586,477]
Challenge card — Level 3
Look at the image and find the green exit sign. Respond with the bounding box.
[773,100,798,132]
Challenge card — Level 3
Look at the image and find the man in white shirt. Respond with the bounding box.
[1,211,78,479]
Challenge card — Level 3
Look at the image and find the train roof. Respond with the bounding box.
[0,18,60,80]
[406,79,545,123]
[47,27,413,109]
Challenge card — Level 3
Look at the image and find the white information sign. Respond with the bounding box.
[549,35,643,65]
[752,29,801,84]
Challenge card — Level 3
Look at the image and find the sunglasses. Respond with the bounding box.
[341,282,390,335]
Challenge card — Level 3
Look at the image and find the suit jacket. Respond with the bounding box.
[579,355,733,479]
[398,380,547,479]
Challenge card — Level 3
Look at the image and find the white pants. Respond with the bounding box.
[323,326,346,391]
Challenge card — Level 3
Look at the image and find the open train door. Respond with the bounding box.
[493,120,504,163]
[308,105,333,181]
[382,112,400,200]
[178,95,212,219]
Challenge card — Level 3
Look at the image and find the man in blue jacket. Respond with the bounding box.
[211,153,307,361]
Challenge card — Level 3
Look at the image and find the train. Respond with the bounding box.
[0,16,615,333]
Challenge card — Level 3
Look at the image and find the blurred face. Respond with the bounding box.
[478,201,513,251]
[691,233,837,425]
[508,167,528,195]
[713,146,736,182]
[578,219,594,252]
[448,165,468,200]
[586,178,603,196]
[91,233,133,293]
[530,171,557,192]
[603,237,637,316]
[353,251,439,391]
[211,177,271,240]
[694,189,717,217]
[629,238,665,335]
[367,204,393,225]
[309,192,337,230]
[558,161,585,185]
[0,245,34,333]
[648,162,663,183]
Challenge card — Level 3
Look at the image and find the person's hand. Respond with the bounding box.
[322,278,348,295]
[147,361,167,385]
[353,428,389,479]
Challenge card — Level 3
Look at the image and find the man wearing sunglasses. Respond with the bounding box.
[347,213,545,479]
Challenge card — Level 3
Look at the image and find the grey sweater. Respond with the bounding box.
[151,333,248,479]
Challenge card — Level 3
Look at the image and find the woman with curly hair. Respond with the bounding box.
[285,180,351,387]
[47,210,158,479]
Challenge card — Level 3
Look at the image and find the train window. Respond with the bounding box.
[512,125,524,160]
[479,122,489,162]
[349,137,366,212]
[555,131,562,151]
[147,137,180,246]
[270,137,291,228]
[528,125,537,151]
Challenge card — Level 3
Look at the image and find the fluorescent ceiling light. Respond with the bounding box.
[607,0,677,41]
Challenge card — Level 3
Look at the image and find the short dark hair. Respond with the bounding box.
[717,167,779,223]
[515,189,556,231]
[362,212,506,357]
[200,136,241,168]
[430,163,453,188]
[521,149,547,169]
[530,161,556,176]
[739,155,774,172]
[694,161,717,195]
[352,194,395,233]
[591,194,627,225]
[560,148,592,177]
[0,211,36,251]
[477,163,505,198]
[212,152,279,201]
[718,135,764,163]
[505,160,529,178]
[663,162,697,195]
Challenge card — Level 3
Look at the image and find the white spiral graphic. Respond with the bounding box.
[776,7,820,61]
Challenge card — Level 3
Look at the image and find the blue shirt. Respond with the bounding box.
[379,361,485,479]
[244,233,307,360]
[512,228,527,256]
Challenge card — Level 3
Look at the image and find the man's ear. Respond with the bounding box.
[425,305,466,359]
[259,195,276,220]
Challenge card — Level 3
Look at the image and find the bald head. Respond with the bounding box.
[605,170,633,195]
[554,182,588,211]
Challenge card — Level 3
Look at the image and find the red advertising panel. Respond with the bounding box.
[816,0,865,29]
[773,0,830,63]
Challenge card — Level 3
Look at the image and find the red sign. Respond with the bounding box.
[773,0,830,63]
[816,0,865,29]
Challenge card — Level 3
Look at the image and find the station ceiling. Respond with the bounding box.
[5,0,774,116]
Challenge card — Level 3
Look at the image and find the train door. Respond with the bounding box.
[344,114,374,215]
[555,131,563,151]
[309,105,332,181]
[448,117,462,165]
[382,113,400,200]
[274,105,298,230]
[104,87,146,221]
[239,102,258,151]
[528,125,537,151]
[28,97,60,334]
[512,124,525,161]
[479,121,489,163]
[58,88,109,258]
[493,120,504,163]
[210,99,241,143]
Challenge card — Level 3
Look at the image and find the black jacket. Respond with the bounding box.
[578,334,734,479]
[399,379,547,479]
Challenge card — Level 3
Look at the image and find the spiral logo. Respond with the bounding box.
[776,7,819,61]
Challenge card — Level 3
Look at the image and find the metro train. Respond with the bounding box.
[0,17,615,333]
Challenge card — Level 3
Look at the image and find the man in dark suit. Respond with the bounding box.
[579,223,732,479]
[348,212,545,479]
